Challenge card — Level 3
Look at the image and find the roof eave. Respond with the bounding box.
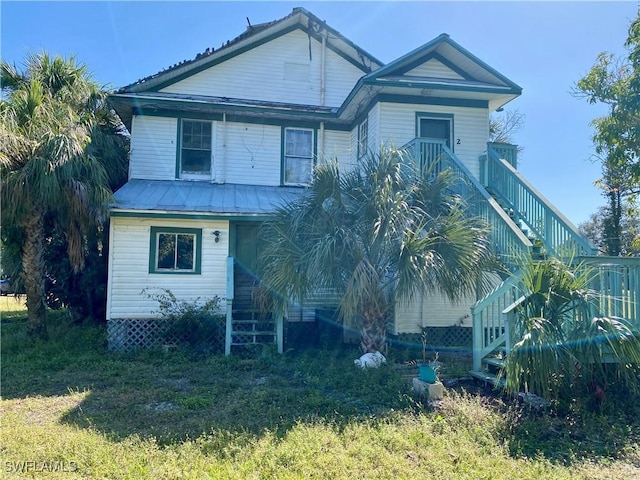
[120,8,383,94]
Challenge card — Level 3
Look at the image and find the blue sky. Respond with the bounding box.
[1,1,637,226]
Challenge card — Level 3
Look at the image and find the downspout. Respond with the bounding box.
[219,113,227,184]
[319,121,325,164]
[320,28,327,106]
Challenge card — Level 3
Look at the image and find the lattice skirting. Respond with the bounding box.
[107,318,225,352]
[392,326,472,350]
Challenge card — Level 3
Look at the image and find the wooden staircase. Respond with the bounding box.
[229,263,276,349]
[404,139,617,385]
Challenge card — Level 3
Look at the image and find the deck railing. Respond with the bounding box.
[579,256,640,327]
[487,142,517,168]
[484,145,596,257]
[402,138,531,269]
[471,255,640,370]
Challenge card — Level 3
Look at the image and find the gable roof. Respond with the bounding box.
[367,33,521,91]
[120,7,383,94]
[337,34,521,119]
[111,9,522,129]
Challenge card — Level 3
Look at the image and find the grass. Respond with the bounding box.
[1,304,639,479]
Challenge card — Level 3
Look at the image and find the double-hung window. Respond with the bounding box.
[180,120,212,178]
[149,227,202,274]
[283,127,314,185]
[357,118,368,159]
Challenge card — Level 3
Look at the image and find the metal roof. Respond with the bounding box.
[111,179,304,216]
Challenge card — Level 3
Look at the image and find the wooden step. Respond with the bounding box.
[468,370,504,389]
[483,357,504,369]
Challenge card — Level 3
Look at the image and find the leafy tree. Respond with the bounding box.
[259,147,498,353]
[0,53,122,337]
[575,12,640,249]
[503,256,640,401]
[580,204,640,256]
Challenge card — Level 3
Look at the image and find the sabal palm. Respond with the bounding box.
[260,147,497,353]
[503,257,640,399]
[0,54,114,337]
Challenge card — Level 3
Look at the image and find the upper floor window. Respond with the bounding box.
[149,227,202,274]
[180,120,212,178]
[357,118,368,159]
[283,127,314,185]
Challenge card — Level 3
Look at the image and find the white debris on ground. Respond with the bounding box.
[354,351,387,369]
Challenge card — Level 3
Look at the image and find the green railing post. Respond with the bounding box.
[225,256,234,356]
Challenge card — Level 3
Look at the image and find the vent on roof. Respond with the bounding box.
[284,62,310,82]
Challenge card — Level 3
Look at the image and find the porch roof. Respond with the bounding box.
[111,179,304,217]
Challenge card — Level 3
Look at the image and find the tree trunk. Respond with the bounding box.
[359,308,388,355]
[21,211,48,338]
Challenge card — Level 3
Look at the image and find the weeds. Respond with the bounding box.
[1,315,639,479]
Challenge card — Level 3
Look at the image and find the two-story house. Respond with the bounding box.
[107,8,634,371]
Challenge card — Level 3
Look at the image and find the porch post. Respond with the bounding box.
[225,256,234,356]
[276,313,284,354]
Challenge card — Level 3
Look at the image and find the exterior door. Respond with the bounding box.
[419,117,452,147]
[234,224,264,309]
[418,116,453,175]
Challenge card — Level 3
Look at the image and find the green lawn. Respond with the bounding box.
[1,307,639,479]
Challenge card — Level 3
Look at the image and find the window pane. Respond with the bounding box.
[284,129,312,184]
[157,234,176,269]
[285,129,312,157]
[182,120,212,175]
[182,150,211,173]
[285,156,311,184]
[176,234,195,270]
[420,119,450,146]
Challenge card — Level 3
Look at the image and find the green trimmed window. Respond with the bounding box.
[180,120,212,176]
[283,127,313,185]
[357,118,368,159]
[149,227,202,274]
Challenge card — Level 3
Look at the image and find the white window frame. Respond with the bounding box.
[283,127,314,186]
[180,119,214,180]
[149,227,202,274]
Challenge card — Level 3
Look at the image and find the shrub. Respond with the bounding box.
[143,289,225,352]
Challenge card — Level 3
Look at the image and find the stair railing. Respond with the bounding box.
[484,145,596,257]
[225,256,234,355]
[402,138,531,270]
[470,275,521,371]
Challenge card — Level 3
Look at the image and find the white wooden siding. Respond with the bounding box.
[348,104,380,167]
[367,104,380,155]
[216,122,281,185]
[378,102,489,179]
[129,116,177,180]
[406,59,465,80]
[394,291,476,334]
[161,30,364,108]
[321,130,352,172]
[106,217,229,320]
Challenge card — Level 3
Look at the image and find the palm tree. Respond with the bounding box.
[0,53,115,337]
[503,256,640,400]
[259,147,498,353]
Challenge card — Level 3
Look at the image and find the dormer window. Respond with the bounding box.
[180,119,212,179]
[283,127,314,185]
